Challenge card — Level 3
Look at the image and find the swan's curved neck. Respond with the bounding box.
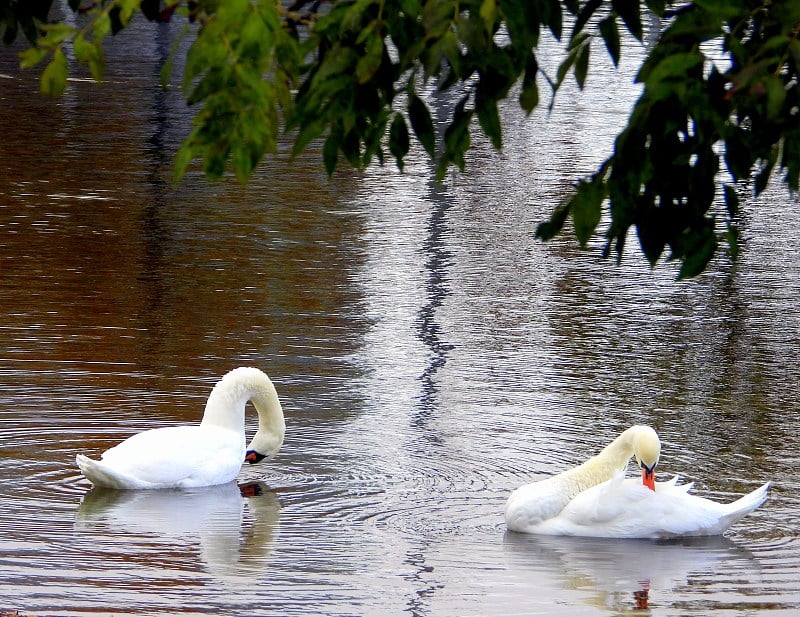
[560,427,641,495]
[199,368,283,435]
[598,427,641,469]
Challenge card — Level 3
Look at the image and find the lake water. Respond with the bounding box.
[0,8,798,617]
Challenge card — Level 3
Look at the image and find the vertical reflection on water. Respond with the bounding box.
[415,179,455,420]
[139,22,174,363]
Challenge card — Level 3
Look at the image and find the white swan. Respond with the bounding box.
[76,367,285,489]
[506,425,661,533]
[505,426,771,538]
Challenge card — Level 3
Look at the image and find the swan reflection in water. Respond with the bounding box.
[503,532,762,613]
[76,480,280,585]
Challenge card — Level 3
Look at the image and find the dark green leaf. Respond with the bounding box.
[644,0,665,16]
[546,0,563,40]
[140,0,163,21]
[436,96,472,180]
[570,178,605,246]
[29,0,54,21]
[479,0,497,33]
[231,143,256,182]
[173,140,195,183]
[723,184,739,217]
[726,223,739,261]
[409,93,436,157]
[676,223,717,279]
[519,54,540,114]
[783,129,800,192]
[599,15,620,66]
[205,147,229,179]
[476,94,502,149]
[754,156,776,196]
[3,21,19,46]
[764,75,786,120]
[341,0,376,34]
[109,7,125,35]
[293,117,328,156]
[611,0,642,41]
[638,51,704,85]
[356,32,383,83]
[724,130,754,182]
[323,131,340,176]
[571,0,602,39]
[389,113,410,170]
[536,201,571,241]
[635,205,669,265]
[341,129,361,168]
[554,49,577,90]
[574,41,590,89]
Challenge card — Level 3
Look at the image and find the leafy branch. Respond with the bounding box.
[6,0,800,277]
[18,0,148,95]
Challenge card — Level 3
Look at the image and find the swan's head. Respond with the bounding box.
[231,367,285,465]
[631,425,660,491]
[245,428,284,465]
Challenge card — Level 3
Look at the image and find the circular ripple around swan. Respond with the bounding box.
[285,455,510,541]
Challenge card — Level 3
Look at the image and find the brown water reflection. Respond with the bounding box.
[1,12,799,617]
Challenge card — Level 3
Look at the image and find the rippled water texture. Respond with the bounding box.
[1,9,799,617]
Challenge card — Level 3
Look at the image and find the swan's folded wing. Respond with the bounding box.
[98,426,244,488]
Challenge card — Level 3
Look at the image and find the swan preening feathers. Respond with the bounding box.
[76,367,285,489]
[505,425,770,538]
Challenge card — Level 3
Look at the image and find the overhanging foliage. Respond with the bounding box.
[3,0,799,278]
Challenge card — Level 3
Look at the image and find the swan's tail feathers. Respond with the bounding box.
[720,481,771,529]
[76,454,140,490]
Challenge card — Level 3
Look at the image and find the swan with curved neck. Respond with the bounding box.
[505,425,770,537]
[505,425,660,532]
[76,367,285,489]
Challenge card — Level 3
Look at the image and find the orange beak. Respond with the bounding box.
[245,450,266,464]
[642,466,656,491]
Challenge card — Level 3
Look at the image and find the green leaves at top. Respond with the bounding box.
[177,0,292,181]
[8,0,800,279]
